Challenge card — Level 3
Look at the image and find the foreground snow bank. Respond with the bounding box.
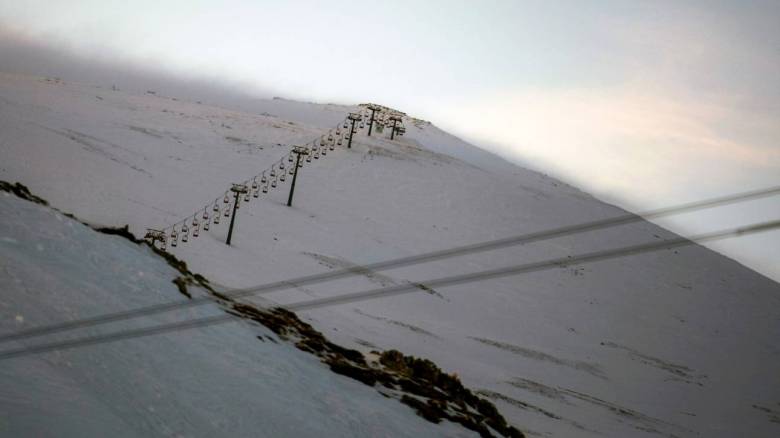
[0,184,489,438]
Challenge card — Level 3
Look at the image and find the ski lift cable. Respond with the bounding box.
[1,218,777,362]
[162,120,341,231]
[1,185,777,345]
[174,118,348,231]
[157,115,355,237]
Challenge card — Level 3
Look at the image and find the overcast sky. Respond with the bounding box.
[1,0,778,279]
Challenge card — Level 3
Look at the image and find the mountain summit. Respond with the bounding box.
[1,73,778,437]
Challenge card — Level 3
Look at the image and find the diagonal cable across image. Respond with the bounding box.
[1,185,778,346]
[1,217,778,361]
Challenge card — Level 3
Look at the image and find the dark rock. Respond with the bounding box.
[172,276,192,299]
[0,181,48,205]
[328,359,378,386]
[93,224,142,243]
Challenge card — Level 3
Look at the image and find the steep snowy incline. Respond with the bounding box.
[1,73,779,437]
[0,189,481,438]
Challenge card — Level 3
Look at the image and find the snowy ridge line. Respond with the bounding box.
[1,218,778,361]
[2,185,778,345]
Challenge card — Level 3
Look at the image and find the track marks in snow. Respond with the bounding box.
[752,403,780,424]
[470,336,606,379]
[128,125,164,139]
[224,135,266,155]
[558,388,690,438]
[362,144,413,163]
[601,341,706,385]
[504,377,691,438]
[41,126,152,177]
[305,252,399,287]
[353,309,440,339]
[353,338,378,349]
[753,403,780,424]
[506,378,572,404]
[360,138,470,168]
[475,389,596,434]
[476,389,561,419]
[128,125,189,147]
[303,251,447,300]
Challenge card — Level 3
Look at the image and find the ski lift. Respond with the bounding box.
[327,134,333,141]
[289,167,295,175]
[279,161,285,170]
[271,179,277,188]
[202,210,209,220]
[223,194,229,204]
[251,180,258,190]
[261,174,267,184]
[203,219,210,231]
[244,192,250,202]
[359,122,365,129]
[336,128,341,135]
[213,203,219,212]
[280,172,286,182]
[270,168,276,178]
[182,231,188,243]
[321,148,327,156]
[253,189,259,198]
[214,214,220,224]
[262,184,268,193]
[171,236,178,247]
[320,138,326,147]
[313,151,319,159]
[343,122,348,129]
[193,226,199,237]
[288,155,294,163]
[306,155,311,163]
[192,217,199,227]
[161,240,167,251]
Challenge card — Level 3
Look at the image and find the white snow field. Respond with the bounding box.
[1,72,779,437]
[0,191,478,437]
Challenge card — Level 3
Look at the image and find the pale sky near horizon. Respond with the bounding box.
[1,0,778,279]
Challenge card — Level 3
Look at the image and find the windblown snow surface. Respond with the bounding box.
[1,73,779,437]
[0,191,475,437]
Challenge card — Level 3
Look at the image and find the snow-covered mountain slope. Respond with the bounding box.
[1,72,779,437]
[0,189,482,438]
